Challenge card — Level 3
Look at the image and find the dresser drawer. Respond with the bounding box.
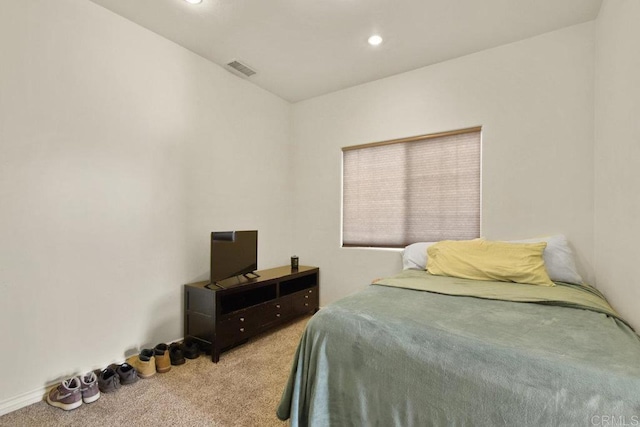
[291,287,319,315]
[216,305,266,347]
[262,299,291,324]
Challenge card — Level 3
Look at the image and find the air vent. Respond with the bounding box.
[226,60,257,77]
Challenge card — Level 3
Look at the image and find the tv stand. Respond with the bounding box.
[184,265,319,362]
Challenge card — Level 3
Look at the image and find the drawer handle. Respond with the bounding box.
[240,328,245,332]
[276,313,281,317]
[240,317,245,322]
[304,303,309,307]
[308,290,313,293]
[304,295,309,299]
[276,304,281,309]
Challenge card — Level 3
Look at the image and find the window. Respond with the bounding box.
[342,127,481,248]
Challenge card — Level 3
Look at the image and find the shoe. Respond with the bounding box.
[182,338,200,360]
[79,372,100,403]
[96,367,120,393]
[126,349,156,378]
[154,343,171,373]
[169,342,185,366]
[108,362,138,385]
[46,377,82,411]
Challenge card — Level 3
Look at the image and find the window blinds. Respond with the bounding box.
[342,127,481,248]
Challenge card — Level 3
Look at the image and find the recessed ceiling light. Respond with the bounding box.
[368,35,383,46]
[185,0,202,4]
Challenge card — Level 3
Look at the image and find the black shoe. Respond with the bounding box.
[108,363,139,385]
[182,338,200,360]
[169,342,185,365]
[96,367,120,393]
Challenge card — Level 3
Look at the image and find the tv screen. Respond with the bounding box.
[210,230,258,284]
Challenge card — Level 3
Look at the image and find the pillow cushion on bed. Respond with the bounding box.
[508,235,583,285]
[402,241,437,270]
[403,234,583,285]
[426,239,555,287]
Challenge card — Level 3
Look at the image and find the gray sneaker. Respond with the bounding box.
[96,367,121,393]
[109,362,139,385]
[46,377,82,411]
[80,372,100,403]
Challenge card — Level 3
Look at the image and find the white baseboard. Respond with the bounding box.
[0,386,47,416]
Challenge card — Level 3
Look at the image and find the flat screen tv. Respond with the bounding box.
[210,230,258,286]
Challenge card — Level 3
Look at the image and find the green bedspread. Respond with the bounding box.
[375,270,631,329]
[277,272,640,426]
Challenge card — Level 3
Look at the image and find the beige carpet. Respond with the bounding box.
[0,316,310,427]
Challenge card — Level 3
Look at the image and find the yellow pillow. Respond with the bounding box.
[426,239,555,287]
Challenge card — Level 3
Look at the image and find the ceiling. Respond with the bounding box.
[88,0,602,103]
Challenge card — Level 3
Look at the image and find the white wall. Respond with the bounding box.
[291,23,595,305]
[0,0,291,411]
[594,0,640,332]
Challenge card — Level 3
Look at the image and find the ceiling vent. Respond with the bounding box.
[226,60,257,78]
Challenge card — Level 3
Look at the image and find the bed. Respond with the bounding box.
[276,246,640,426]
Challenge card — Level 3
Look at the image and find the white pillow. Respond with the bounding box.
[508,235,583,285]
[402,242,436,270]
[402,235,583,285]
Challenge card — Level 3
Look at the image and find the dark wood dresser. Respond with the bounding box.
[184,265,319,362]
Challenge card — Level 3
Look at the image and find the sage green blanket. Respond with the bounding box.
[277,272,640,426]
[375,269,631,329]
